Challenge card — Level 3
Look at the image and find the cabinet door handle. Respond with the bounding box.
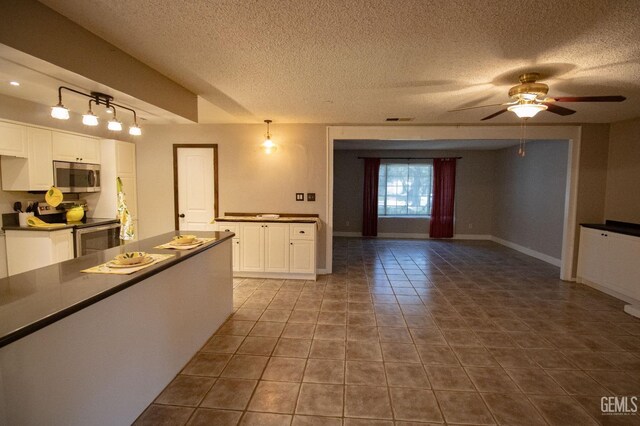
[299,231,305,234]
[290,242,293,245]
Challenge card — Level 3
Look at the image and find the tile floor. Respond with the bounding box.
[135,238,640,425]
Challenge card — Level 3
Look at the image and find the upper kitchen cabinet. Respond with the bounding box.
[1,127,54,191]
[52,132,101,164]
[0,121,28,158]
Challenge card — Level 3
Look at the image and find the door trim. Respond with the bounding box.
[172,144,219,230]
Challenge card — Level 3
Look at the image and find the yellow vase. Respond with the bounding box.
[66,206,84,222]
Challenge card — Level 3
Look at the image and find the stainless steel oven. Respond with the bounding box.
[74,222,121,257]
[53,161,101,193]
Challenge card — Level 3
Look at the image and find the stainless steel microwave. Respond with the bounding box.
[53,161,101,193]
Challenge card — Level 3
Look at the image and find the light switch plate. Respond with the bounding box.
[307,193,316,201]
[296,193,304,201]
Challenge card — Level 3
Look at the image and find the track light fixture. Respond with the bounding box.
[51,86,142,136]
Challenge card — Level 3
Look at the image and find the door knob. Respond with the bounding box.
[179,213,185,218]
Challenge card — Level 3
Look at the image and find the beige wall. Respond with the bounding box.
[136,123,328,269]
[605,118,640,223]
[333,149,496,236]
[492,140,569,260]
[0,0,197,121]
[573,124,610,273]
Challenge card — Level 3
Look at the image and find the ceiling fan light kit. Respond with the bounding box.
[449,72,626,122]
[50,86,142,136]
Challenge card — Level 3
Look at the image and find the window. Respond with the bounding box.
[378,162,433,216]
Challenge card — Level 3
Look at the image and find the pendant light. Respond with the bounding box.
[107,107,123,131]
[262,119,277,154]
[81,100,99,126]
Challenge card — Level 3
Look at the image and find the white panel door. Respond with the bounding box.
[240,223,264,271]
[177,148,216,231]
[264,224,290,272]
[0,121,28,157]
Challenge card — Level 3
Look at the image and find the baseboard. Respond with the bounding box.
[234,272,317,281]
[624,304,640,319]
[316,268,329,275]
[491,236,561,267]
[578,276,640,306]
[333,231,492,240]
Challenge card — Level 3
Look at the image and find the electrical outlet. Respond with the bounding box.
[468,223,473,229]
[307,193,316,202]
[295,193,304,201]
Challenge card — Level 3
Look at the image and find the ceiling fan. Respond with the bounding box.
[450,72,626,121]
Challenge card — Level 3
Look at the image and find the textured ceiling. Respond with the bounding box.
[39,0,640,124]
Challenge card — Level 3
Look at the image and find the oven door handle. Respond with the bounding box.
[75,223,121,235]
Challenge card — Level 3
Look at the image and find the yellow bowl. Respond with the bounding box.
[173,234,196,244]
[114,251,147,265]
[66,206,85,222]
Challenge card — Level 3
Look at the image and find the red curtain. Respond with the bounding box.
[429,158,457,238]
[362,158,381,237]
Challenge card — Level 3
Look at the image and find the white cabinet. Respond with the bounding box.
[52,132,100,164]
[5,229,74,276]
[290,224,316,274]
[215,220,317,279]
[1,128,54,191]
[577,226,640,303]
[0,121,28,158]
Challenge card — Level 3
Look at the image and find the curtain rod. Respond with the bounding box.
[357,156,462,160]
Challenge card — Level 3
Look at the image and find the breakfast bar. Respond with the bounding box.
[0,231,234,426]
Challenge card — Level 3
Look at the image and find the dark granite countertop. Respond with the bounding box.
[0,230,234,348]
[2,217,119,232]
[215,216,320,224]
[581,220,640,238]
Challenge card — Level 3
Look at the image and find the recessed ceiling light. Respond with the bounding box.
[9,81,20,86]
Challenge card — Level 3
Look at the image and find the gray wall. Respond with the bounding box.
[333,149,496,236]
[492,141,568,259]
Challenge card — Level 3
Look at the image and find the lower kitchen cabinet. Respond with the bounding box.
[577,226,640,303]
[5,229,74,276]
[215,221,317,279]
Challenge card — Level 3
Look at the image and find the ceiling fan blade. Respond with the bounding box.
[544,103,576,116]
[448,102,513,112]
[552,96,626,103]
[481,109,508,121]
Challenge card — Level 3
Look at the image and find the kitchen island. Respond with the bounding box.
[0,230,234,426]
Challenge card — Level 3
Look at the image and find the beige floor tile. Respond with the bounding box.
[182,353,231,377]
[288,310,319,324]
[202,335,245,354]
[346,341,383,361]
[464,366,519,393]
[187,408,242,426]
[303,359,345,384]
[377,327,412,343]
[380,342,421,363]
[482,393,546,425]
[248,381,300,414]
[318,311,347,325]
[310,339,346,359]
[347,325,379,341]
[389,387,443,423]
[425,365,475,391]
[133,404,194,426]
[314,324,347,340]
[216,320,256,336]
[529,395,599,426]
[546,369,610,395]
[273,338,312,358]
[292,415,343,426]
[236,336,278,356]
[282,323,316,339]
[453,346,499,367]
[249,321,286,337]
[200,378,257,410]
[155,375,215,407]
[384,362,430,388]
[239,412,292,426]
[505,368,567,395]
[435,390,495,425]
[344,385,392,419]
[345,361,386,385]
[296,383,344,417]
[416,345,460,365]
[259,310,292,323]
[262,357,307,382]
[220,355,269,379]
